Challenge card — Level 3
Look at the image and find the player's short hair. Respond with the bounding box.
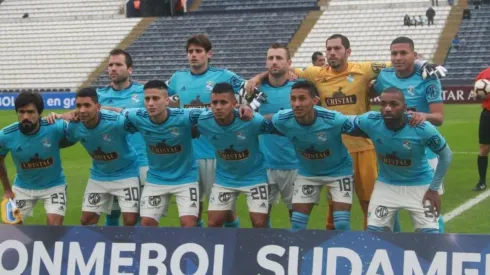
[211,82,234,95]
[76,87,99,104]
[382,87,406,103]
[144,80,168,91]
[312,52,323,62]
[14,91,44,114]
[269,43,291,60]
[109,49,133,68]
[391,36,415,50]
[186,34,212,52]
[291,81,319,98]
[326,34,350,50]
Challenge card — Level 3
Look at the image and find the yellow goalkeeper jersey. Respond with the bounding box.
[295,62,390,153]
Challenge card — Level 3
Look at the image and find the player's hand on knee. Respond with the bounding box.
[423,189,441,217]
[407,111,426,126]
[238,105,254,121]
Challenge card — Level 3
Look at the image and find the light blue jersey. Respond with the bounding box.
[124,108,201,185]
[167,67,245,160]
[374,68,443,159]
[272,106,353,178]
[354,111,447,186]
[258,80,298,170]
[0,119,67,190]
[97,82,148,167]
[65,110,138,181]
[197,110,273,188]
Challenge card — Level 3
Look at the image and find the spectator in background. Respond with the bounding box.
[134,0,142,17]
[311,52,325,66]
[452,35,461,50]
[426,7,436,26]
[412,16,419,26]
[419,15,425,26]
[463,8,471,20]
[404,14,411,26]
[432,0,439,6]
[448,0,454,5]
[175,0,186,16]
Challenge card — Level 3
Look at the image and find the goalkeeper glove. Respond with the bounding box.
[414,60,448,80]
[1,197,22,225]
[238,82,267,111]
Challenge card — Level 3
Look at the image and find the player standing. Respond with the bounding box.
[96,49,148,226]
[167,34,245,228]
[0,92,70,225]
[258,43,299,226]
[197,83,273,228]
[472,67,490,191]
[271,81,354,230]
[349,88,452,233]
[52,88,140,226]
[373,36,445,232]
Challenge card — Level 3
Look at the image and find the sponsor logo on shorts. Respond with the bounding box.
[149,140,182,155]
[90,147,119,161]
[302,185,314,196]
[217,146,249,161]
[301,146,330,160]
[324,87,357,106]
[375,206,389,219]
[148,196,162,207]
[16,200,26,209]
[21,154,54,170]
[87,194,101,205]
[381,152,412,167]
[190,202,197,208]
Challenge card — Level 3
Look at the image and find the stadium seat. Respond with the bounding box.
[0,0,141,91]
[292,0,451,68]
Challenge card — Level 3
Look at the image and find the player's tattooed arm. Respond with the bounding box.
[0,156,13,200]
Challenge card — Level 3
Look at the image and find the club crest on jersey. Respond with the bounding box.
[407,86,415,96]
[317,132,327,142]
[402,140,412,150]
[170,127,180,137]
[102,134,112,143]
[131,94,140,103]
[236,131,246,141]
[42,139,51,148]
[347,74,354,83]
[325,87,357,106]
[206,81,215,91]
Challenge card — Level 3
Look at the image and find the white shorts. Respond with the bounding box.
[428,157,444,195]
[267,169,297,210]
[83,178,140,214]
[140,182,199,222]
[110,166,148,212]
[208,183,269,214]
[13,185,67,218]
[198,159,216,201]
[368,181,439,231]
[293,175,354,205]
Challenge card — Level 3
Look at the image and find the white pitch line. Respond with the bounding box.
[451,151,479,155]
[445,189,490,222]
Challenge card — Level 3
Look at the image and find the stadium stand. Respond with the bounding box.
[444,0,490,84]
[197,0,318,11]
[0,0,144,92]
[92,9,313,86]
[291,0,452,68]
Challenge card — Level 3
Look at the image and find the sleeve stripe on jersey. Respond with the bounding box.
[433,142,447,153]
[278,111,295,120]
[415,124,426,130]
[3,124,19,134]
[317,112,335,120]
[169,109,184,116]
[100,114,118,121]
[367,113,383,120]
[199,113,215,121]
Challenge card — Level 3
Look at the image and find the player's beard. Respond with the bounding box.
[19,120,38,134]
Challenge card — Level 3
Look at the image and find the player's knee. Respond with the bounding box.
[207,219,223,228]
[251,218,268,228]
[80,213,98,225]
[140,217,158,227]
[123,214,138,226]
[479,144,490,156]
[180,216,197,227]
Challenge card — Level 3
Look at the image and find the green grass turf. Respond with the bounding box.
[0,104,485,232]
